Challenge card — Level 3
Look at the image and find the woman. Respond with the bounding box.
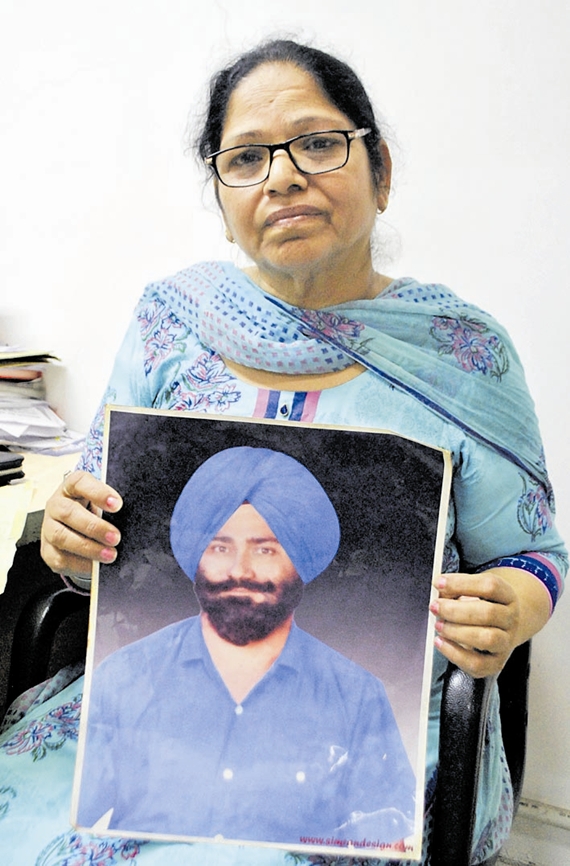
[2,39,566,865]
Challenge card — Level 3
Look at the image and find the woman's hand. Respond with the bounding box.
[430,568,551,678]
[41,470,123,578]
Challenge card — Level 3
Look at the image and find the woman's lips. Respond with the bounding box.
[264,206,322,227]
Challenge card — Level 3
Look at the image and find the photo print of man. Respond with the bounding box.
[76,446,416,847]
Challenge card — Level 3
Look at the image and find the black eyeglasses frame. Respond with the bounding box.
[205,128,371,188]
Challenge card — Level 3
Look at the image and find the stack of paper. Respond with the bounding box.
[0,347,85,455]
[0,451,25,486]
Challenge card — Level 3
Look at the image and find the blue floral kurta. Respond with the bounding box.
[0,261,565,866]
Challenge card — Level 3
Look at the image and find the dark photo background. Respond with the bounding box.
[91,407,450,764]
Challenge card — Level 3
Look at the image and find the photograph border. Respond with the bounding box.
[72,405,452,860]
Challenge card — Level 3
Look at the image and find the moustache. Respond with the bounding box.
[198,577,277,595]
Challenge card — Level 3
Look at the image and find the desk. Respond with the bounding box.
[0,452,80,591]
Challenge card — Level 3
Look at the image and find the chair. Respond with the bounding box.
[5,583,90,710]
[4,584,530,866]
[432,641,531,865]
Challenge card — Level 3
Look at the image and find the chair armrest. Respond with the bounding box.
[431,664,495,866]
[6,584,90,708]
[496,641,531,810]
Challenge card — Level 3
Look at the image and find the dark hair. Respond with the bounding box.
[195,39,387,188]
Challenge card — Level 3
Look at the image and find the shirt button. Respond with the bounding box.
[235,705,243,715]
[223,768,234,781]
[296,771,306,783]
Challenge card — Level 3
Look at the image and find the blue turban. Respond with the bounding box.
[170,446,340,584]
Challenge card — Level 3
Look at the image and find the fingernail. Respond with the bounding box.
[437,576,447,590]
[430,601,440,616]
[100,547,117,563]
[105,530,120,544]
[106,496,120,510]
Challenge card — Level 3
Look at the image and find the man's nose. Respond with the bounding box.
[228,548,254,578]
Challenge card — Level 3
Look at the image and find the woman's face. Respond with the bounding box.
[215,62,389,300]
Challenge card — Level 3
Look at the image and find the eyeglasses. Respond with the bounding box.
[205,128,371,188]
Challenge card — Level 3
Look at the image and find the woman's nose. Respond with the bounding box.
[263,149,308,195]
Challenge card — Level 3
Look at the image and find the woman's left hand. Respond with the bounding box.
[430,567,550,678]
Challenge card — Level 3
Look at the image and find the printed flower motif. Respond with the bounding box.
[165,351,240,413]
[441,543,461,575]
[188,352,233,391]
[138,300,188,375]
[205,387,241,411]
[0,786,16,821]
[517,475,553,541]
[300,310,366,342]
[430,315,509,380]
[299,310,370,355]
[79,388,117,475]
[36,831,145,866]
[1,696,81,762]
[536,447,555,507]
[137,297,164,338]
[167,380,203,412]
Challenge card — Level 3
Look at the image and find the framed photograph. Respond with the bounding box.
[72,406,451,861]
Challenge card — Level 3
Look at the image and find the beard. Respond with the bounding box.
[194,570,304,646]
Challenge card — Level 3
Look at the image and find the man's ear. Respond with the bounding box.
[376,140,392,213]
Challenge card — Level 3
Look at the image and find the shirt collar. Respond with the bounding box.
[178,614,306,675]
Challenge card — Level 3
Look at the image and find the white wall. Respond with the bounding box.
[2,0,569,808]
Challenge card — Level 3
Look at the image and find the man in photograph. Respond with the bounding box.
[77,446,415,848]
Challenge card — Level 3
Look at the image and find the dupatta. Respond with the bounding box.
[161,262,549,492]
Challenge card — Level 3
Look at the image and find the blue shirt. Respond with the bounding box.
[77,618,416,847]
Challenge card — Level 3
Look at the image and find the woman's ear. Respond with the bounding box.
[214,180,235,243]
[376,140,392,213]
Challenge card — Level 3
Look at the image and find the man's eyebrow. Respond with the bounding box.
[249,536,280,545]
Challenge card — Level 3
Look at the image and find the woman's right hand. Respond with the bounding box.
[41,470,123,577]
